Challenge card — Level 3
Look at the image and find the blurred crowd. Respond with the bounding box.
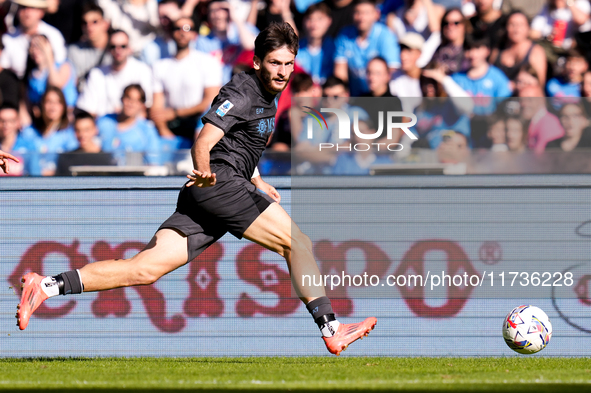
[0,0,588,176]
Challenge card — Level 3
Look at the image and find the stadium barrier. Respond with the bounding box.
[1,175,590,356]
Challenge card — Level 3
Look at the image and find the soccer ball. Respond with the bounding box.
[502,305,552,354]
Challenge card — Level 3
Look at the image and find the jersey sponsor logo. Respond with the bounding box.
[256,108,264,114]
[257,118,275,137]
[216,100,234,117]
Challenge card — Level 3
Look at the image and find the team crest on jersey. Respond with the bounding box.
[257,118,275,136]
[216,100,234,117]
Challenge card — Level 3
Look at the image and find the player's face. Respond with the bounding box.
[0,109,20,138]
[42,91,64,122]
[256,46,295,94]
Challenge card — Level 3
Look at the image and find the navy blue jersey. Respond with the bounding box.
[202,69,279,179]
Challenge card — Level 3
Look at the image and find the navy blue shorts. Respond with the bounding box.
[158,162,274,261]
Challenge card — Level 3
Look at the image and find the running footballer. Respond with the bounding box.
[16,22,376,356]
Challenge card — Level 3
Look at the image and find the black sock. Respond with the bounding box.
[306,296,336,329]
[52,270,84,295]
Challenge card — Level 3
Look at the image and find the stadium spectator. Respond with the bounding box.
[389,33,424,111]
[297,2,335,85]
[486,114,508,151]
[194,0,258,84]
[96,84,160,165]
[546,102,591,150]
[295,76,369,173]
[97,0,159,55]
[519,84,564,152]
[514,65,542,95]
[0,105,29,175]
[436,129,470,164]
[332,118,394,174]
[0,40,21,110]
[410,71,471,149]
[431,8,470,75]
[272,72,321,151]
[67,3,112,91]
[248,0,299,35]
[505,115,527,152]
[55,111,115,176]
[334,0,400,96]
[386,0,444,67]
[490,11,547,85]
[1,0,66,79]
[76,30,153,118]
[501,0,546,19]
[583,69,591,97]
[546,48,588,97]
[141,0,182,66]
[530,0,591,63]
[25,34,78,110]
[42,0,83,45]
[469,0,507,50]
[320,0,355,38]
[151,17,222,148]
[20,86,76,176]
[451,33,512,114]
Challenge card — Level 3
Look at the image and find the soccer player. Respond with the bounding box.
[0,149,19,174]
[16,22,376,356]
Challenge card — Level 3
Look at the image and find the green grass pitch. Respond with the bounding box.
[0,357,589,392]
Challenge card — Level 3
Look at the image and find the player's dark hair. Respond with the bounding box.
[463,32,490,50]
[290,72,314,94]
[82,2,104,18]
[254,22,299,60]
[74,110,95,124]
[304,2,331,18]
[322,75,348,92]
[123,84,146,104]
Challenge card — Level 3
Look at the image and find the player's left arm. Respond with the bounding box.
[251,168,281,203]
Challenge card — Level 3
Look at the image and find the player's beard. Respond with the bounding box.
[260,66,290,94]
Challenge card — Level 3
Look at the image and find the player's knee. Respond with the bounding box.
[290,229,313,255]
[127,258,162,286]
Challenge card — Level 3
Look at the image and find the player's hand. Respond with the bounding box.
[259,182,281,203]
[0,150,19,174]
[186,169,217,187]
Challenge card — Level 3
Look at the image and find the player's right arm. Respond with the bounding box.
[186,123,225,188]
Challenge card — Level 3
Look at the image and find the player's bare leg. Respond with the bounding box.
[16,229,189,330]
[243,202,377,355]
